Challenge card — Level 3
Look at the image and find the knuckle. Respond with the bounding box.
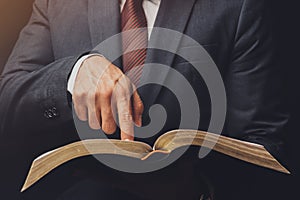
[112,65,123,75]
[73,91,87,102]
[120,113,133,122]
[123,75,131,84]
[117,74,128,84]
[115,86,126,98]
[102,108,112,116]
[87,92,96,102]
[124,78,132,89]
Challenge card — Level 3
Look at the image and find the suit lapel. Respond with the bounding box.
[88,0,121,47]
[146,0,197,65]
[88,0,122,67]
[139,0,197,107]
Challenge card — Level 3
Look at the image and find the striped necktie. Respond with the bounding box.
[121,0,148,86]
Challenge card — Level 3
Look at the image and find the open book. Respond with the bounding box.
[21,129,290,192]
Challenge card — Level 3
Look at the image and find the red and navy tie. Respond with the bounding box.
[122,0,148,86]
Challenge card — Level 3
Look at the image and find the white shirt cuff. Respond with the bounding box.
[67,53,102,94]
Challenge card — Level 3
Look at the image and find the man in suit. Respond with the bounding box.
[0,0,289,199]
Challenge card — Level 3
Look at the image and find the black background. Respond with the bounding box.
[0,0,299,198]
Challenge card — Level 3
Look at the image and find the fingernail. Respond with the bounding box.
[124,139,130,141]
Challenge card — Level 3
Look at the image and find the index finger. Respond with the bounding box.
[115,78,134,141]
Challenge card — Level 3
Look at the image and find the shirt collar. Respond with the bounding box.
[120,0,160,6]
[149,0,160,5]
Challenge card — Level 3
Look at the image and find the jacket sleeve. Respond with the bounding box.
[224,0,289,159]
[0,0,80,147]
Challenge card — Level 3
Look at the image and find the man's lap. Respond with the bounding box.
[56,179,145,200]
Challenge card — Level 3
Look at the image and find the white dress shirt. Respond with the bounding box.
[67,0,161,94]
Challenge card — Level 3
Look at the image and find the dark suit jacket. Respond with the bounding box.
[0,0,289,199]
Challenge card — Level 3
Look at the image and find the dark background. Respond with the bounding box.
[0,0,299,198]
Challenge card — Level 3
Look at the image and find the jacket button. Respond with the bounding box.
[44,110,53,119]
[44,107,59,119]
[51,107,59,117]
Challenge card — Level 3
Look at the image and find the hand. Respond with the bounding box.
[72,55,144,140]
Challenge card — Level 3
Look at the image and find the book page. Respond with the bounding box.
[154,129,289,174]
